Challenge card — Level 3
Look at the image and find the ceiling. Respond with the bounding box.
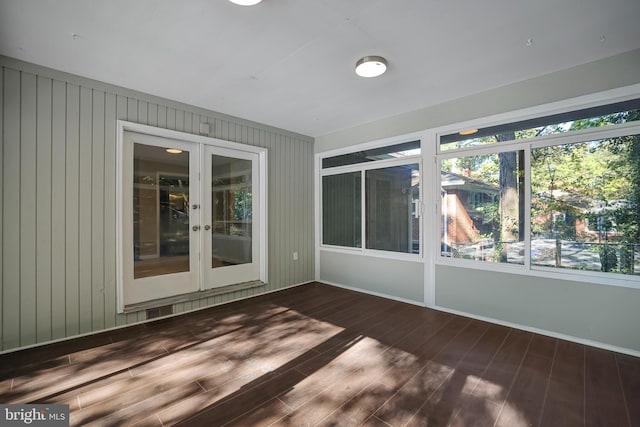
[1,0,639,138]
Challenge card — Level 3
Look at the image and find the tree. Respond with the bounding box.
[496,133,520,262]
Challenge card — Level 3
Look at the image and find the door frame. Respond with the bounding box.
[116,121,268,313]
[203,145,261,289]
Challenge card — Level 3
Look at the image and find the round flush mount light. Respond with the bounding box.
[166,148,183,154]
[459,129,478,136]
[355,56,387,78]
[229,0,262,5]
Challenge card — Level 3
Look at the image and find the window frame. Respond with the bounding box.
[318,135,424,262]
[435,106,640,289]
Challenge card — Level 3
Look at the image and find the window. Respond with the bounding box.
[439,99,640,281]
[531,136,639,275]
[322,172,361,248]
[440,98,640,151]
[366,164,420,253]
[323,140,420,168]
[321,141,421,256]
[441,150,524,264]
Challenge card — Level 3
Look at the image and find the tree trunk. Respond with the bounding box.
[497,133,519,252]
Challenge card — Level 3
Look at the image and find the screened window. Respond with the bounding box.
[366,164,420,253]
[322,172,361,248]
[321,142,421,256]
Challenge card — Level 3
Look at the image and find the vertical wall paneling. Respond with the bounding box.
[2,68,21,350]
[192,114,200,137]
[222,120,228,140]
[157,105,167,129]
[166,107,175,130]
[20,72,38,347]
[304,138,309,281]
[283,136,290,286]
[127,98,137,122]
[92,89,106,331]
[273,134,282,290]
[266,131,275,291]
[65,83,80,336]
[36,76,53,342]
[50,79,67,340]
[0,67,3,349]
[138,100,147,125]
[175,109,184,132]
[104,92,117,329]
[184,111,192,134]
[0,58,314,352]
[148,103,158,127]
[295,136,302,283]
[78,86,93,334]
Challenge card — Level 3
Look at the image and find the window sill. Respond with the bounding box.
[320,245,423,263]
[436,257,640,290]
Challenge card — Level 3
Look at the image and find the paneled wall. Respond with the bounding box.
[0,56,314,352]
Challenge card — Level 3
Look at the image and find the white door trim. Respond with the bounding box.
[116,121,268,313]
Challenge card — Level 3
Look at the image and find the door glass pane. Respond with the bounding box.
[133,143,190,278]
[365,163,420,253]
[211,155,252,268]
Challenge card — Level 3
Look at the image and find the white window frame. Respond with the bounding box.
[316,132,425,263]
[434,86,640,290]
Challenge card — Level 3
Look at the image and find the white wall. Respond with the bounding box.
[316,48,640,354]
[316,49,640,152]
[436,265,640,353]
[320,251,423,304]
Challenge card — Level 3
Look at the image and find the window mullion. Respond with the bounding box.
[524,145,532,270]
[361,169,366,250]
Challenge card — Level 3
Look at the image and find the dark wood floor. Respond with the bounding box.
[1,282,638,427]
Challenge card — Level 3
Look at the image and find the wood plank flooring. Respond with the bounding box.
[0,282,638,426]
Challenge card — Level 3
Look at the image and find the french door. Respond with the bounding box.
[120,130,262,308]
[203,146,260,288]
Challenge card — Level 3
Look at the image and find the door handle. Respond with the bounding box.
[192,225,201,231]
[204,225,211,231]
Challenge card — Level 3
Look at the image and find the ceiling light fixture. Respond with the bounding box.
[459,129,478,136]
[229,0,262,5]
[355,56,387,78]
[166,148,183,154]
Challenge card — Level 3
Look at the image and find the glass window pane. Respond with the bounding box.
[366,164,420,254]
[531,135,640,276]
[441,151,524,264]
[440,98,640,151]
[210,155,252,268]
[322,172,361,247]
[133,143,190,279]
[322,140,420,168]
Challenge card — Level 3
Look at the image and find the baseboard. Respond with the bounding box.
[318,280,426,307]
[0,280,314,355]
[434,304,640,358]
[315,280,640,357]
